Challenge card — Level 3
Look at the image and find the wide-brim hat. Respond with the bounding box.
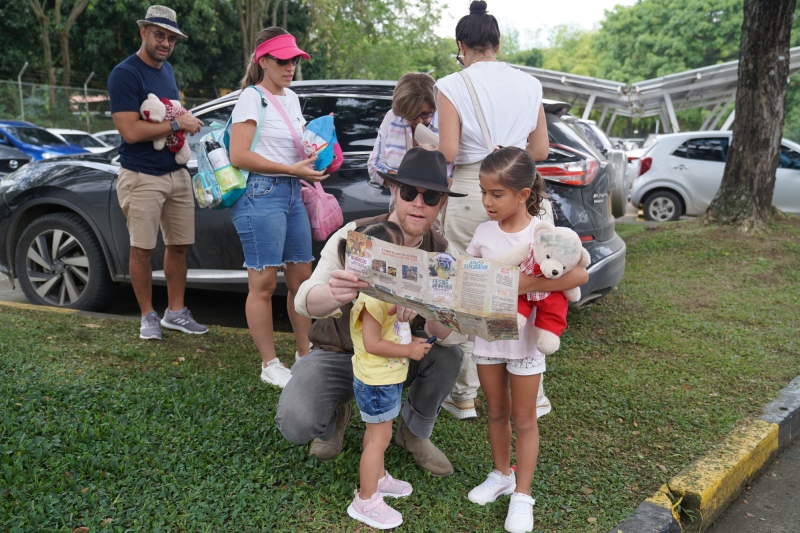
[377,147,467,197]
[137,5,187,39]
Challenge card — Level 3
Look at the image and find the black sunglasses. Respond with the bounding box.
[267,55,301,67]
[398,184,444,207]
[455,48,464,66]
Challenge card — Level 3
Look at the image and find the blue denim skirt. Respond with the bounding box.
[353,376,403,423]
[230,175,313,270]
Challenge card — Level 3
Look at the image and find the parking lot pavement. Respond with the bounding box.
[0,276,293,331]
[707,437,800,533]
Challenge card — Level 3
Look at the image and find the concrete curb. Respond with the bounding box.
[607,375,800,533]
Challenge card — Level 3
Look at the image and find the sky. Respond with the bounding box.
[435,0,638,49]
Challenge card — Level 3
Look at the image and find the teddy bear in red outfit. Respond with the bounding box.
[139,93,191,165]
[497,221,591,355]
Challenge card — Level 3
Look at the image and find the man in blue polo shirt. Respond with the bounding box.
[108,5,207,340]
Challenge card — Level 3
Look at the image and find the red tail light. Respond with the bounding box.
[638,157,652,176]
[627,155,638,163]
[538,143,600,186]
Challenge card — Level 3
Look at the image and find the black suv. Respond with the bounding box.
[0,80,624,311]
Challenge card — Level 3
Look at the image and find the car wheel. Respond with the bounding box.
[643,191,682,222]
[15,212,117,311]
[608,150,628,218]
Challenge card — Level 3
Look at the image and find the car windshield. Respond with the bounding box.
[2,126,68,147]
[62,133,106,148]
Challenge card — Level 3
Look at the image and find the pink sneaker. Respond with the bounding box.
[347,490,403,529]
[377,471,413,498]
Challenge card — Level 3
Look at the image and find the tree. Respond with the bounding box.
[28,0,92,87]
[595,0,743,83]
[541,25,600,77]
[705,0,797,233]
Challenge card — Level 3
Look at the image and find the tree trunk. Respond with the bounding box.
[236,0,273,65]
[28,0,57,112]
[57,0,90,87]
[705,0,797,233]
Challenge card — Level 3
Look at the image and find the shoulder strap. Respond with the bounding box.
[251,84,305,158]
[459,70,493,152]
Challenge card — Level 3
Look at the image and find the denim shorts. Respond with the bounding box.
[353,377,403,424]
[230,174,313,270]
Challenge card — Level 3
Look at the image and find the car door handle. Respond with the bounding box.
[673,164,687,171]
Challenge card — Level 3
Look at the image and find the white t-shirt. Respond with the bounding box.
[231,86,306,169]
[435,62,543,165]
[466,217,544,360]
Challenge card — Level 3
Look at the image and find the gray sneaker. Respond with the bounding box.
[140,311,162,340]
[160,307,209,335]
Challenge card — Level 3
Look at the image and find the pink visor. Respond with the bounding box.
[254,34,310,62]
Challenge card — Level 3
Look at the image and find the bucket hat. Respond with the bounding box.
[137,5,187,39]
[377,147,466,196]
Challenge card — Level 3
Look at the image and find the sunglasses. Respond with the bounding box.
[455,48,464,66]
[398,184,444,207]
[146,27,178,45]
[266,55,301,67]
[406,110,435,122]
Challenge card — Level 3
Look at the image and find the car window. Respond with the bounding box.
[778,145,800,170]
[575,122,607,152]
[672,137,729,162]
[546,115,603,160]
[2,126,69,147]
[191,103,236,153]
[300,96,391,153]
[62,134,106,148]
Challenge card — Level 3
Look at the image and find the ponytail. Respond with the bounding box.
[239,27,289,90]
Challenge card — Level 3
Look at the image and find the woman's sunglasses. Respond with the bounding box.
[398,184,444,207]
[267,55,301,67]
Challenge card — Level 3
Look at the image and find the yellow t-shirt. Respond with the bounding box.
[351,293,412,386]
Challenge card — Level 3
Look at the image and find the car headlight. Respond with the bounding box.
[41,152,58,159]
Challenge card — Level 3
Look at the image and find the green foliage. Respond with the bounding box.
[542,25,600,78]
[596,0,743,83]
[2,218,800,531]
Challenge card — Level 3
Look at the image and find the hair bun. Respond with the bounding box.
[469,1,487,15]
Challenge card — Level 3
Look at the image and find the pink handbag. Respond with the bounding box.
[255,86,344,241]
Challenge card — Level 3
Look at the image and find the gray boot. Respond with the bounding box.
[309,402,351,461]
[394,416,454,477]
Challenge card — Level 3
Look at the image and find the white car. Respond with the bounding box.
[47,128,112,154]
[93,129,122,146]
[630,131,800,221]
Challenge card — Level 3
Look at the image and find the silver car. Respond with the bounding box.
[630,131,800,221]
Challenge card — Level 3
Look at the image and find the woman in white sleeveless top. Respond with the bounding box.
[435,0,552,426]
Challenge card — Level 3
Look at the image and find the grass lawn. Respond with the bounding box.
[2,217,800,532]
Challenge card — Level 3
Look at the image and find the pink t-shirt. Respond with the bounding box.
[467,217,544,361]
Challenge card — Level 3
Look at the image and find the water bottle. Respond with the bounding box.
[205,139,244,193]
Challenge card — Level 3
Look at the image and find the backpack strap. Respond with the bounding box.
[222,84,267,155]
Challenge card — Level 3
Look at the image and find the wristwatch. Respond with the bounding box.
[170,119,180,132]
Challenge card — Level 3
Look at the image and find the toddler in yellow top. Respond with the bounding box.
[339,220,437,530]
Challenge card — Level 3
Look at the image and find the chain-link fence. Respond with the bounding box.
[0,80,208,134]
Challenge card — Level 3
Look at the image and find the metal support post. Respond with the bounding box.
[597,105,609,129]
[663,93,680,133]
[581,94,596,120]
[17,62,29,121]
[83,72,95,132]
[720,110,736,130]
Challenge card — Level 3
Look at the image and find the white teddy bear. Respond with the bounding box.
[139,93,191,165]
[497,221,591,355]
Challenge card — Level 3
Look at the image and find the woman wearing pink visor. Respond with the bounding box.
[228,28,327,388]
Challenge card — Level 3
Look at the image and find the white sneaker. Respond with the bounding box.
[260,358,292,388]
[468,470,516,505]
[536,394,552,418]
[442,395,478,420]
[505,492,535,533]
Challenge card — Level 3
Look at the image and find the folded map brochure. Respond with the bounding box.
[345,230,520,342]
